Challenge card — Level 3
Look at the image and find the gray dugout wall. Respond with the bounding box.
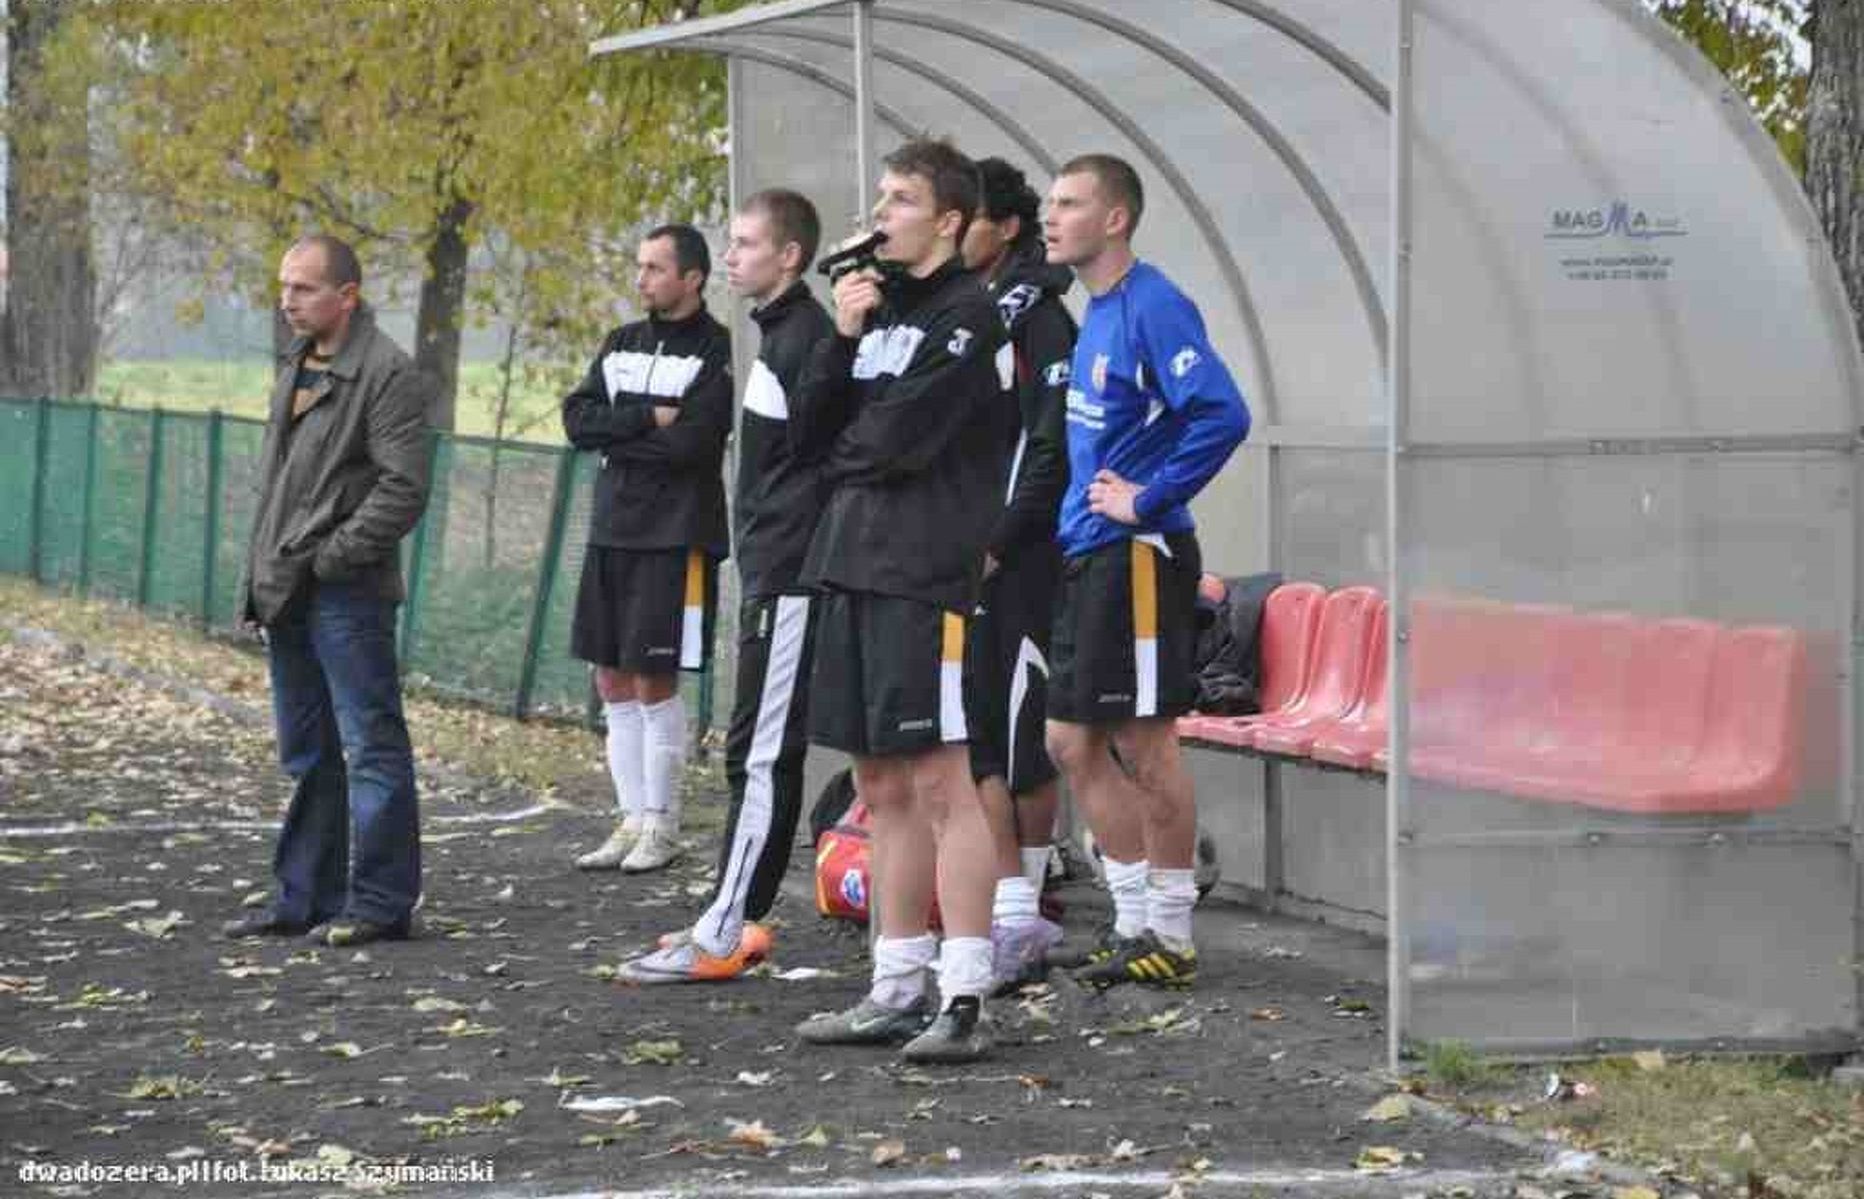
[595,0,1864,1061]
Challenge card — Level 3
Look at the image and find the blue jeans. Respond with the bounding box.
[265,580,420,926]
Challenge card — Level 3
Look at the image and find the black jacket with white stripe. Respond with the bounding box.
[561,305,733,556]
[792,257,1009,613]
[736,281,837,599]
[985,247,1076,568]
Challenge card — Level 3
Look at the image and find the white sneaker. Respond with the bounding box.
[621,821,681,873]
[575,818,642,871]
[991,917,1065,994]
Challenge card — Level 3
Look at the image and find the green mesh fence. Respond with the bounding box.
[0,402,42,577]
[402,434,564,707]
[89,408,153,603]
[0,398,715,731]
[37,403,94,589]
[145,413,213,620]
[213,417,267,629]
[528,452,600,717]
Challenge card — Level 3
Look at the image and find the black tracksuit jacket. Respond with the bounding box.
[983,247,1076,572]
[735,281,837,599]
[792,257,1008,613]
[560,306,733,557]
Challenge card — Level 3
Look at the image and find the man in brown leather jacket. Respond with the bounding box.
[228,234,433,949]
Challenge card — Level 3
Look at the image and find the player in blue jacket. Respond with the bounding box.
[1041,154,1250,990]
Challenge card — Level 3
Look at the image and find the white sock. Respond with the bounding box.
[1146,866,1199,949]
[603,701,645,822]
[869,933,938,1010]
[641,695,687,824]
[1020,847,1051,890]
[992,875,1040,926]
[691,918,737,960]
[1103,855,1149,939]
[935,936,995,1007]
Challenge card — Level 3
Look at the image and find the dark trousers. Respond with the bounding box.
[265,580,420,926]
[697,593,815,942]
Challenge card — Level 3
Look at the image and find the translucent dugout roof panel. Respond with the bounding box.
[596,0,1862,442]
[598,0,1407,433]
[596,0,1864,1063]
[1407,1,1862,443]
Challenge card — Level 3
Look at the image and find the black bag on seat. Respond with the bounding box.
[1193,571,1281,715]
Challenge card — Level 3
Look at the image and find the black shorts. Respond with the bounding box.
[965,552,1060,793]
[807,589,967,758]
[1049,532,1202,724]
[570,545,718,673]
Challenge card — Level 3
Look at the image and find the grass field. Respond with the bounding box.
[93,358,571,444]
[1424,1048,1864,1198]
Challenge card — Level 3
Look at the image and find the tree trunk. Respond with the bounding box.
[1807,0,1864,349]
[1,0,98,398]
[414,195,473,432]
[484,310,524,570]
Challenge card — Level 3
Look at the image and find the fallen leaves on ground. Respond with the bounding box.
[622,1038,683,1066]
[411,995,468,1014]
[431,1017,501,1039]
[1362,1094,1412,1122]
[1353,1144,1422,1173]
[404,1098,523,1138]
[123,1074,206,1101]
[726,1119,782,1151]
[559,1094,682,1115]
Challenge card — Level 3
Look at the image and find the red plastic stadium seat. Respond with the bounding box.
[1308,604,1389,770]
[1176,581,1324,751]
[1174,713,1255,748]
[1250,587,1383,756]
[1243,581,1327,722]
[1407,613,1710,800]
[1405,614,1806,814]
[1663,625,1806,812]
[1180,582,1815,814]
[1397,597,1569,775]
[1602,617,1719,777]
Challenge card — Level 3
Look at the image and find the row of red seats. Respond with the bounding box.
[1177,584,1819,814]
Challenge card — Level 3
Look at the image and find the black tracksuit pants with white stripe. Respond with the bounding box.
[698,592,817,942]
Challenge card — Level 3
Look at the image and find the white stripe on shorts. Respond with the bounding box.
[679,551,705,671]
[1005,635,1049,793]
[939,612,967,742]
[1134,638,1159,718]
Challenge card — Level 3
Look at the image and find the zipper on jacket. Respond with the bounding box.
[645,339,664,398]
[601,337,665,472]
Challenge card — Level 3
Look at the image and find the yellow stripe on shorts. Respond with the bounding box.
[679,550,706,671]
[1130,540,1158,639]
[941,611,965,663]
[1131,541,1160,717]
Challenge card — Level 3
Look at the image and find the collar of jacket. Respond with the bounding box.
[992,242,1073,302]
[280,303,379,380]
[750,279,811,329]
[886,254,965,314]
[646,302,714,337]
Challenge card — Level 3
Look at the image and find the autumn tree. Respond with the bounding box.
[1,0,99,397]
[92,0,734,429]
[1649,0,1813,169]
[1806,0,1864,346]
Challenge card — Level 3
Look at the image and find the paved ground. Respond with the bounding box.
[0,630,1585,1198]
